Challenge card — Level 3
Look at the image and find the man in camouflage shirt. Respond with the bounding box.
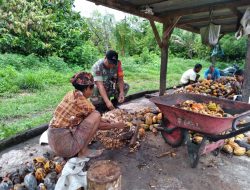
[91,50,129,110]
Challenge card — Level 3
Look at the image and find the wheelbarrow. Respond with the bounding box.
[150,93,250,168]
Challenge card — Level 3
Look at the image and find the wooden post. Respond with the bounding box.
[159,23,173,96]
[159,23,168,96]
[242,35,250,103]
[87,160,121,190]
[149,18,179,96]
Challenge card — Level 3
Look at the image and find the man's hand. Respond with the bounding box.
[106,100,115,110]
[118,92,125,103]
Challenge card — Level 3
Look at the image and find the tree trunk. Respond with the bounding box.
[242,35,250,103]
[87,160,121,190]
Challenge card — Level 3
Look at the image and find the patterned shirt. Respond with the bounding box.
[231,81,242,95]
[91,59,124,96]
[49,90,95,128]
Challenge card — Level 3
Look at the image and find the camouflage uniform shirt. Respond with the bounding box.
[91,59,124,97]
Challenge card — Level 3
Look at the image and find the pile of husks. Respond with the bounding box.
[95,108,162,150]
[174,100,231,117]
[223,135,250,156]
[0,156,65,190]
[175,77,236,98]
[192,132,250,157]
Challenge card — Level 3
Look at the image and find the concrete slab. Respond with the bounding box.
[0,97,250,189]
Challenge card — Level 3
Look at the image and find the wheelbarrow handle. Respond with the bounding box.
[232,110,250,131]
[206,123,250,141]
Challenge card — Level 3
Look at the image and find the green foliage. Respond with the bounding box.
[87,11,115,53]
[0,66,19,93]
[17,71,44,91]
[67,41,99,68]
[220,34,247,61]
[170,29,210,60]
[0,0,92,66]
[0,53,74,94]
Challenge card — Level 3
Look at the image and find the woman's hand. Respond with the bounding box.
[106,100,115,110]
[114,122,125,129]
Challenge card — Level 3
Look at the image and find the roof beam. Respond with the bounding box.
[178,25,200,34]
[160,0,250,18]
[178,15,237,25]
[86,0,163,23]
[230,8,243,29]
[149,20,162,48]
[135,0,167,7]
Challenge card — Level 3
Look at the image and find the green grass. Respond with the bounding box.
[0,54,214,139]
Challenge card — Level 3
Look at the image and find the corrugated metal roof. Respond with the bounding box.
[86,0,250,33]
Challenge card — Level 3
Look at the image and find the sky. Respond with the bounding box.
[73,0,129,21]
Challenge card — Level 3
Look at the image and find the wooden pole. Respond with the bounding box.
[242,35,250,103]
[159,24,167,96]
[87,160,121,190]
[159,23,172,96]
[149,20,162,48]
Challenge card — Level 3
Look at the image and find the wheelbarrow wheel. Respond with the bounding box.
[160,118,184,148]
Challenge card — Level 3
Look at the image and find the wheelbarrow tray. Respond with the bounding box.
[150,93,250,135]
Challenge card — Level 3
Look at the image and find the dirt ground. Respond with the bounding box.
[0,97,250,190]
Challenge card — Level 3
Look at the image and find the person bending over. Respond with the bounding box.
[48,72,124,158]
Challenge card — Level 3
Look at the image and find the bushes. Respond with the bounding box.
[66,41,99,68]
[220,34,247,61]
[0,0,92,67]
[17,72,44,91]
[0,53,76,94]
[0,66,19,93]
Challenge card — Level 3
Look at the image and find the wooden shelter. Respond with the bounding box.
[86,0,250,101]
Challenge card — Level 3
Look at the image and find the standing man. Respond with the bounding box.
[204,65,221,80]
[180,63,202,86]
[91,50,129,110]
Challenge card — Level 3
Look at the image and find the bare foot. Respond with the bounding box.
[78,148,104,158]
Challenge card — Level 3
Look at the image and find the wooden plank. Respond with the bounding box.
[178,15,237,25]
[160,0,250,18]
[178,24,200,34]
[86,0,163,23]
[163,16,181,39]
[134,0,167,6]
[134,0,166,6]
[149,20,162,48]
[242,35,250,102]
[230,8,243,29]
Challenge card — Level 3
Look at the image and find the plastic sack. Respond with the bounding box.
[235,7,250,39]
[200,23,221,46]
[211,43,224,57]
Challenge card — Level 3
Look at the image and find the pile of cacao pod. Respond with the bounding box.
[0,156,65,190]
[95,108,162,149]
[223,134,250,156]
[174,100,231,117]
[174,77,236,98]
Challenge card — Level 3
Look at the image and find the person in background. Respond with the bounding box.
[225,69,244,101]
[48,72,125,158]
[91,50,129,110]
[204,65,221,80]
[180,63,202,86]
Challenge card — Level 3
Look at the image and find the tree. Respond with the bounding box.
[0,0,94,67]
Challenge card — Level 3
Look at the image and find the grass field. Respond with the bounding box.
[0,54,216,139]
